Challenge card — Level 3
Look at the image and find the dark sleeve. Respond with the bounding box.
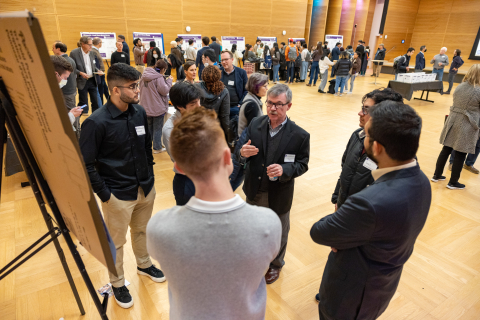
[310,193,376,249]
[332,134,353,204]
[79,119,111,202]
[143,110,154,167]
[235,117,253,163]
[70,52,81,75]
[240,69,249,102]
[111,53,117,65]
[196,49,202,67]
[219,90,231,141]
[244,101,260,125]
[279,132,310,182]
[415,54,421,68]
[398,57,407,71]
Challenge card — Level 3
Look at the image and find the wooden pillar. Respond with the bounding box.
[307,0,330,44]
[325,0,343,36]
[339,0,357,46]
[351,0,371,46]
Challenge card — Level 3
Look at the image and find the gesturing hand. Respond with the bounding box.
[267,164,283,178]
[70,106,83,118]
[240,139,259,158]
[80,72,89,79]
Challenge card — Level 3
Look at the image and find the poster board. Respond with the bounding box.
[80,32,116,59]
[325,35,343,50]
[257,37,277,50]
[133,32,165,56]
[221,36,245,53]
[178,34,202,53]
[0,11,116,274]
[468,26,480,60]
[292,38,305,44]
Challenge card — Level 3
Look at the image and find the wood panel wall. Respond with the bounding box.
[325,0,343,35]
[339,0,357,46]
[352,0,372,46]
[0,0,309,57]
[308,0,330,44]
[362,0,377,47]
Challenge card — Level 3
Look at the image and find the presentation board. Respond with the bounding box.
[292,38,305,44]
[468,26,480,60]
[133,32,165,56]
[178,34,202,53]
[325,35,343,50]
[221,36,246,53]
[80,32,116,59]
[257,36,277,50]
[1,12,117,275]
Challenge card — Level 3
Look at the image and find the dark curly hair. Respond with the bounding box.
[107,63,141,88]
[362,88,403,105]
[201,65,224,95]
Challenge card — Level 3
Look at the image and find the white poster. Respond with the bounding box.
[178,34,202,53]
[221,36,245,53]
[80,32,116,59]
[132,32,165,56]
[292,38,305,44]
[325,35,343,51]
[257,36,277,50]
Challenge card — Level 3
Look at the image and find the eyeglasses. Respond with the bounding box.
[266,100,289,109]
[221,58,232,62]
[117,83,140,91]
[361,105,370,115]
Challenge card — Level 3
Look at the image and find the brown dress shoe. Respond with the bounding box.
[265,268,280,284]
[464,164,479,174]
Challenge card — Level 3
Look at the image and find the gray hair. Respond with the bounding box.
[267,84,292,103]
[441,46,447,52]
[245,73,269,95]
[79,36,92,45]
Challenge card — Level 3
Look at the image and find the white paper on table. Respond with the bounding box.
[97,280,131,297]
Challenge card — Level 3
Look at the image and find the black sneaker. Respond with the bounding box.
[112,285,133,309]
[447,182,465,190]
[431,175,446,182]
[315,293,320,302]
[137,265,166,283]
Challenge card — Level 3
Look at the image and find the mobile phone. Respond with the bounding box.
[79,104,87,109]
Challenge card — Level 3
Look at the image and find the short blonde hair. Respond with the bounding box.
[462,64,480,87]
[170,40,177,47]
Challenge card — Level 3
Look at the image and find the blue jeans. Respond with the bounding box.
[432,68,444,81]
[300,61,308,80]
[335,76,347,93]
[273,64,280,82]
[172,173,195,205]
[346,74,357,92]
[318,69,329,91]
[147,114,165,151]
[449,137,480,167]
[309,61,320,85]
[287,61,295,82]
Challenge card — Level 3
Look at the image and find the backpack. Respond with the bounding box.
[305,51,312,62]
[288,47,297,60]
[393,55,405,70]
[279,51,287,69]
[328,79,336,94]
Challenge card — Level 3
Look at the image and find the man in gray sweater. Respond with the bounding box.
[430,47,449,81]
[147,107,281,320]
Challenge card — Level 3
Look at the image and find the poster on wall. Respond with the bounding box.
[292,38,305,44]
[178,34,202,54]
[221,36,246,53]
[468,26,480,60]
[325,35,343,50]
[80,32,116,59]
[132,32,165,56]
[257,37,277,50]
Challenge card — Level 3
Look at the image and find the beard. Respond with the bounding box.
[365,141,378,164]
[120,91,139,104]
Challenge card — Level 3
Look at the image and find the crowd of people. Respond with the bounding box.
[46,32,480,319]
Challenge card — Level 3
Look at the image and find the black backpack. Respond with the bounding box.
[328,79,336,94]
[279,52,287,69]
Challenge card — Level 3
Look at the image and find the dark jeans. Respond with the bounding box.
[309,61,320,85]
[78,78,100,114]
[286,61,295,82]
[147,114,165,151]
[97,74,109,104]
[449,137,480,167]
[446,71,457,93]
[172,173,195,205]
[434,145,467,184]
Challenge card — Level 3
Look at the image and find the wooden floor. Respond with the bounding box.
[1,71,480,320]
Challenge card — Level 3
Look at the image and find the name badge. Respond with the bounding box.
[363,157,378,171]
[228,80,235,86]
[135,126,146,136]
[93,59,96,64]
[284,154,295,163]
[121,54,125,57]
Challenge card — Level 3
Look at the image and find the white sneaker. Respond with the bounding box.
[334,93,339,96]
[153,148,166,154]
[339,93,343,97]
[347,92,353,94]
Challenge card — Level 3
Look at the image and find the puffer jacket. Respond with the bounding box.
[196,81,230,141]
[332,128,374,208]
[334,58,352,77]
[139,67,172,117]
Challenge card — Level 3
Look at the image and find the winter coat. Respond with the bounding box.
[351,57,362,74]
[334,59,352,77]
[139,67,172,117]
[196,82,230,141]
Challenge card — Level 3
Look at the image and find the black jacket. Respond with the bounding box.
[332,128,374,208]
[396,54,411,74]
[373,48,386,65]
[196,82,230,141]
[209,42,221,62]
[311,164,431,320]
[334,59,352,77]
[239,116,310,215]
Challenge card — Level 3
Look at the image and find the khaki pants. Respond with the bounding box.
[372,64,382,77]
[102,187,156,287]
[135,65,145,74]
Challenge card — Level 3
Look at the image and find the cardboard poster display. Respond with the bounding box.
[80,32,116,59]
[178,34,202,53]
[221,36,246,53]
[132,32,165,56]
[0,12,116,275]
[257,36,277,50]
[325,35,343,50]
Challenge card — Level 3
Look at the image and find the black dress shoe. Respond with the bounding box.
[265,267,281,284]
[315,293,320,302]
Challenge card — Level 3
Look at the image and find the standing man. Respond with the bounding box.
[92,37,109,105]
[196,36,211,80]
[209,36,221,62]
[70,36,102,114]
[117,34,130,65]
[79,63,164,309]
[111,42,129,65]
[330,42,342,76]
[394,47,415,80]
[219,50,249,119]
[431,47,449,81]
[444,49,464,94]
[311,101,431,320]
[185,39,196,62]
[356,40,365,76]
[323,41,330,58]
[284,39,298,84]
[133,38,146,74]
[371,43,385,77]
[239,84,310,284]
[176,37,185,56]
[415,45,427,72]
[147,107,281,320]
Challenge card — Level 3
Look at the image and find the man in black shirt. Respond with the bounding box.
[111,41,128,65]
[219,50,248,116]
[79,63,164,309]
[209,36,221,62]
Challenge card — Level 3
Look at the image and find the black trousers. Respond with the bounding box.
[78,78,100,113]
[434,145,467,184]
[97,74,109,104]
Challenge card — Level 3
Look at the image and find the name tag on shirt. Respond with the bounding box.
[121,54,125,58]
[93,59,96,64]
[284,154,295,163]
[135,126,146,136]
[228,80,235,86]
[363,157,378,171]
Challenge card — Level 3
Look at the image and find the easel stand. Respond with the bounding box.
[0,80,109,319]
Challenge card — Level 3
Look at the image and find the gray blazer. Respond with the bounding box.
[69,47,99,90]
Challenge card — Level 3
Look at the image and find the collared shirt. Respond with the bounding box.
[371,159,417,181]
[82,49,93,77]
[186,194,245,213]
[186,46,196,61]
[79,100,154,202]
[163,110,181,173]
[268,117,288,137]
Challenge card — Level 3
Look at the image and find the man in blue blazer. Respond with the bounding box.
[311,101,431,320]
[219,50,249,119]
[415,45,426,72]
[330,42,342,76]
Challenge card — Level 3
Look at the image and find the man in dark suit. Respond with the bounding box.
[415,45,427,72]
[70,36,103,114]
[238,84,310,284]
[330,42,342,76]
[196,36,213,80]
[117,34,130,65]
[209,36,221,62]
[219,50,249,119]
[356,40,365,76]
[311,100,431,320]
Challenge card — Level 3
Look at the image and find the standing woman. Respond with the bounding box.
[262,45,272,81]
[147,47,162,67]
[244,44,256,76]
[139,59,173,153]
[196,65,230,141]
[300,43,309,82]
[271,43,281,84]
[432,64,480,190]
[318,50,335,93]
[346,51,362,94]
[333,51,352,96]
[308,43,323,87]
[183,61,197,84]
[232,44,243,68]
[444,49,464,95]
